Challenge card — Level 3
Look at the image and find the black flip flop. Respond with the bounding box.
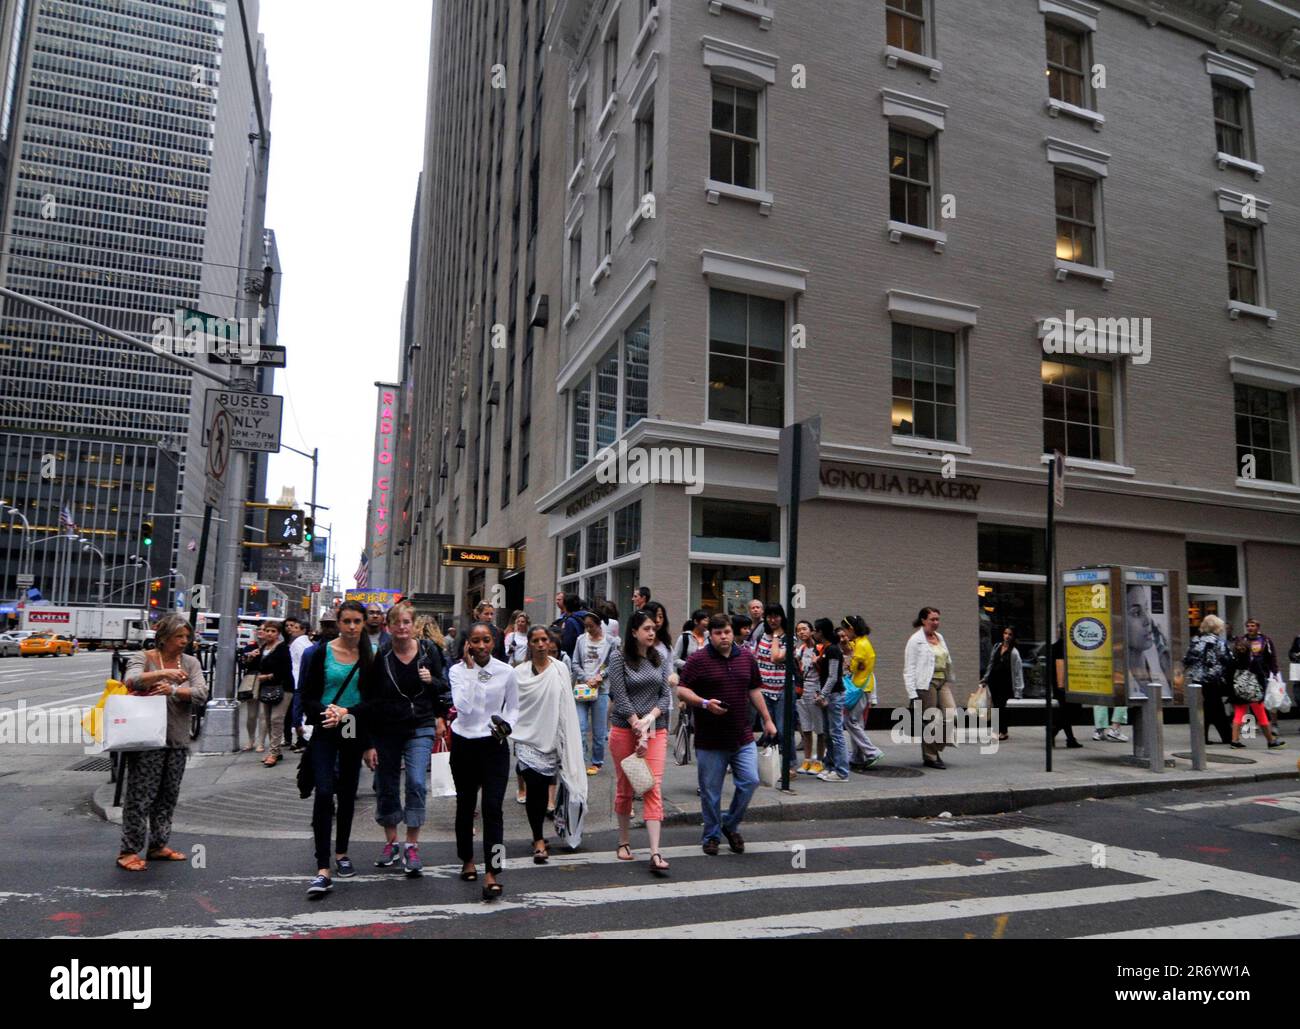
[482,882,503,900]
[459,865,478,881]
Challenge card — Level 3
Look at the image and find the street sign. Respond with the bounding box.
[202,388,284,453]
[209,344,287,367]
[777,415,823,507]
[204,406,231,507]
[15,573,33,588]
[441,544,512,569]
[240,571,257,586]
[310,583,321,594]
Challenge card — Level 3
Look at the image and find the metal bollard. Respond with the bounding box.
[1186,682,1206,771]
[1143,686,1164,772]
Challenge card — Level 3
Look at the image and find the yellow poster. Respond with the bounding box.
[1065,583,1114,697]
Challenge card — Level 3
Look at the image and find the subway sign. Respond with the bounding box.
[441,545,513,569]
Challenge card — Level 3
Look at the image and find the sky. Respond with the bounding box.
[256,1,432,591]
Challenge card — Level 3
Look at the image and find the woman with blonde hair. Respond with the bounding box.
[504,610,531,665]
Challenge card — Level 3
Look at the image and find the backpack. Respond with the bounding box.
[1232,668,1264,703]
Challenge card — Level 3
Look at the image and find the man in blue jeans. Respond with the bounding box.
[677,613,778,856]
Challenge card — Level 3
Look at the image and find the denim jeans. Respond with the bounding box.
[824,690,849,776]
[374,728,437,830]
[761,692,797,770]
[696,742,760,843]
[575,692,609,767]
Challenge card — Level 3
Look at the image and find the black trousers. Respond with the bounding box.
[450,734,509,872]
[310,727,364,871]
[1203,682,1234,743]
[517,764,553,844]
[1050,687,1079,742]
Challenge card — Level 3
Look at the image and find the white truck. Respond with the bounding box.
[20,606,152,650]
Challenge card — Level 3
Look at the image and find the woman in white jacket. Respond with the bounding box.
[903,606,956,769]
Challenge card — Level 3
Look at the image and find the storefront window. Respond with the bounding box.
[691,499,779,558]
[978,524,1046,575]
[611,563,639,615]
[583,573,606,605]
[692,564,777,616]
[562,532,580,576]
[1185,542,1239,589]
[978,523,1047,696]
[613,501,641,557]
[585,519,608,568]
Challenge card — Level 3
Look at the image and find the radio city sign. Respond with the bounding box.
[819,464,982,503]
[371,384,398,556]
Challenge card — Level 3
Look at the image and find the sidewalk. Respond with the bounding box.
[92,723,1300,845]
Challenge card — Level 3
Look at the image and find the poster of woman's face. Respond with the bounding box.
[1126,583,1174,701]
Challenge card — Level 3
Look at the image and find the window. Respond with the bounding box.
[886,0,926,54]
[691,499,780,557]
[567,308,651,471]
[1235,383,1293,484]
[1185,542,1239,590]
[977,524,1048,696]
[1045,22,1088,108]
[891,322,957,442]
[1224,219,1259,306]
[888,128,931,229]
[598,176,613,261]
[1212,82,1249,160]
[568,230,582,310]
[603,24,619,105]
[586,519,609,568]
[636,109,654,197]
[614,500,641,557]
[1054,169,1096,266]
[1042,356,1115,462]
[708,288,784,427]
[710,82,759,190]
[571,90,587,171]
[562,532,581,576]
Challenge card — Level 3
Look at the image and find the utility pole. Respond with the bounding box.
[199,0,270,753]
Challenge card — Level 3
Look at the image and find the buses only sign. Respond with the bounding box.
[203,388,283,453]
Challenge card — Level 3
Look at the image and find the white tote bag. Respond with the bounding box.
[103,694,168,752]
[757,742,780,788]
[429,747,456,798]
[1264,674,1293,714]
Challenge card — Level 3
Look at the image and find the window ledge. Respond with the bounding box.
[888,220,947,254]
[589,255,613,289]
[706,179,773,214]
[707,0,773,30]
[1045,97,1104,131]
[1236,477,1300,495]
[563,302,581,328]
[597,92,619,135]
[633,11,659,58]
[892,436,971,456]
[883,45,942,80]
[1041,453,1135,477]
[1054,259,1115,289]
[1216,152,1264,179]
[567,158,586,194]
[1227,300,1277,326]
[625,200,653,238]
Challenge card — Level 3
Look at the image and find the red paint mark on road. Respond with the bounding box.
[268,923,405,940]
[1194,845,1231,854]
[976,852,999,861]
[195,896,219,914]
[48,912,84,933]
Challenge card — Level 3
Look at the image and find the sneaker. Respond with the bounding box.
[702,838,720,856]
[374,841,402,868]
[1268,739,1288,749]
[798,760,813,775]
[1092,728,1105,741]
[306,874,331,897]
[808,760,825,775]
[722,828,745,854]
[334,856,356,878]
[862,753,884,768]
[817,770,849,782]
[1105,728,1129,742]
[1230,741,1246,749]
[402,843,422,876]
[586,766,599,776]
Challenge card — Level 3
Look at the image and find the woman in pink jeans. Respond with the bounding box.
[607,610,673,876]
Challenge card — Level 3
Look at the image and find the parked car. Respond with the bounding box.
[0,633,22,657]
[20,633,75,657]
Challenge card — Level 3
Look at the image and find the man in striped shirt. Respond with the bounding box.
[677,614,777,856]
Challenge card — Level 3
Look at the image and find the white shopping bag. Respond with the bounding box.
[1289,662,1300,685]
[103,694,168,752]
[429,748,456,798]
[1264,674,1292,714]
[757,743,779,788]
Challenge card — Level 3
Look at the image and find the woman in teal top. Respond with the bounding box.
[298,600,375,898]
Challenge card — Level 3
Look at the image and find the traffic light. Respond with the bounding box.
[249,584,259,595]
[141,519,154,547]
[303,516,314,543]
[150,579,161,608]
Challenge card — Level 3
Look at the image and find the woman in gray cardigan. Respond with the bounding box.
[117,614,209,871]
[571,611,615,774]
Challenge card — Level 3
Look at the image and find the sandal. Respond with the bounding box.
[459,864,478,881]
[533,844,549,865]
[263,755,280,767]
[650,852,670,876]
[482,882,503,900]
[146,846,186,861]
[116,852,147,872]
[616,842,634,861]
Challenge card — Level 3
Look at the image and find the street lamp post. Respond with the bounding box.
[2,504,32,604]
[80,540,106,605]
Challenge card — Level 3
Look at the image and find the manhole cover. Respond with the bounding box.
[1172,751,1256,765]
[860,765,923,779]
[68,757,113,772]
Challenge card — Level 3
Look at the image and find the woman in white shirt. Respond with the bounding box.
[571,611,615,775]
[903,606,955,770]
[504,610,531,666]
[449,621,518,900]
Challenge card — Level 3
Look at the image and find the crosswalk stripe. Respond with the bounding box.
[547,880,1191,939]
[57,852,1068,939]
[1153,791,1300,813]
[1076,909,1300,939]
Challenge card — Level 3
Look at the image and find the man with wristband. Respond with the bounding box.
[676,613,777,856]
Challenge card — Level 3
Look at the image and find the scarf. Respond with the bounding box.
[512,657,588,848]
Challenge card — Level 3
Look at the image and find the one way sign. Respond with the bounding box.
[203,388,284,453]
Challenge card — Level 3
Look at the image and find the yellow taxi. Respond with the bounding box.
[20,633,76,657]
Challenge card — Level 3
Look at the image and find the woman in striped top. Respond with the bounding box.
[607,610,673,875]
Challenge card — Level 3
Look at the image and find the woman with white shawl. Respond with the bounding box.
[511,626,588,860]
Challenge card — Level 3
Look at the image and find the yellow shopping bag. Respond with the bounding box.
[82,680,128,743]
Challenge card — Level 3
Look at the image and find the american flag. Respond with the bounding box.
[59,506,76,533]
[353,551,369,588]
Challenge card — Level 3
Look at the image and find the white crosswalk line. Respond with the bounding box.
[1154,791,1300,813]
[1077,909,1300,939]
[548,881,1190,939]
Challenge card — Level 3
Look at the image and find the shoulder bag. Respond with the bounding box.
[296,655,361,799]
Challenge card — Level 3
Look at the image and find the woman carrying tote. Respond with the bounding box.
[512,626,588,862]
[252,620,294,767]
[298,600,373,897]
[979,626,1023,742]
[571,610,614,775]
[607,610,673,875]
[117,615,209,871]
[904,606,956,770]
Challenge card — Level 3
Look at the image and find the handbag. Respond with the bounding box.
[428,734,456,798]
[619,751,655,797]
[756,741,780,788]
[259,683,285,705]
[573,681,599,702]
[1232,668,1264,703]
[238,673,257,702]
[841,671,863,711]
[967,684,991,713]
[673,708,693,766]
[104,693,168,752]
[296,657,361,799]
